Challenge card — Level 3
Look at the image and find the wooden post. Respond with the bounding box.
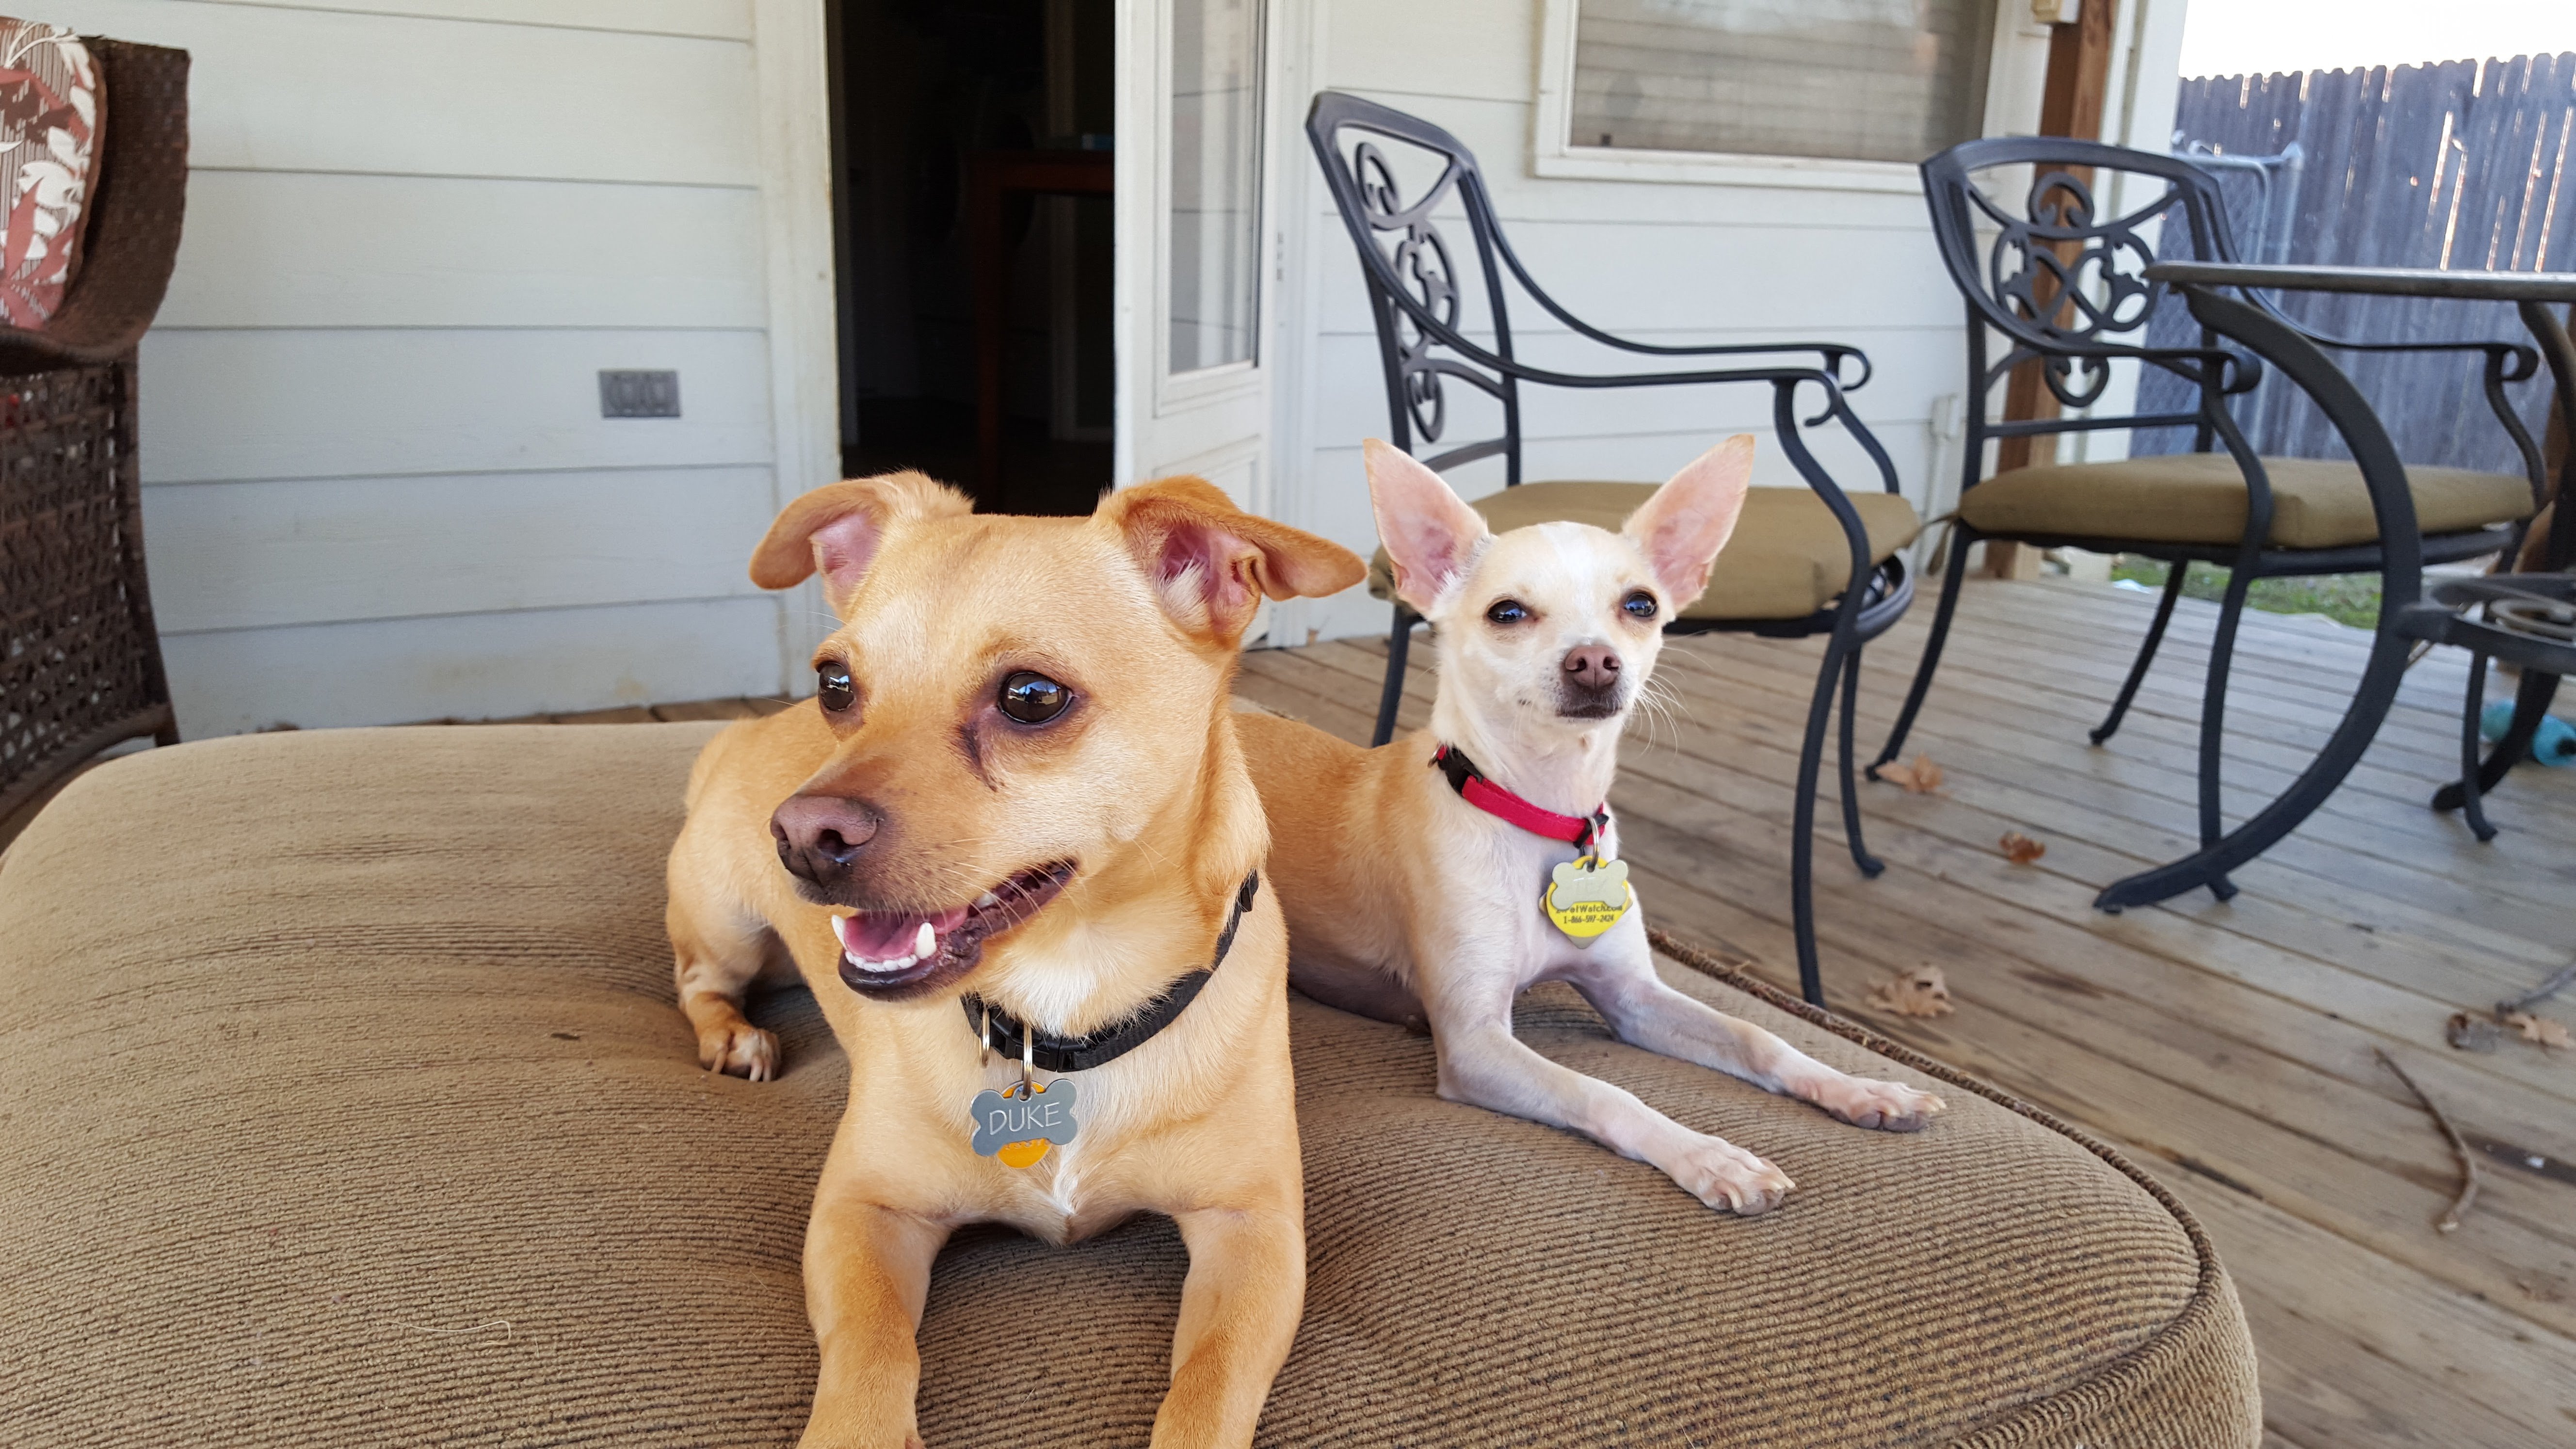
[1987,0,2120,580]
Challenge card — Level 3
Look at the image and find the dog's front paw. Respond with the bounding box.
[699,1021,781,1081]
[1669,1137,1794,1215]
[1813,1075,1945,1132]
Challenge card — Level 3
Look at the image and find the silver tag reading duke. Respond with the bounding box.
[971,1078,1079,1169]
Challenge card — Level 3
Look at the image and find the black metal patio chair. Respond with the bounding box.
[1873,137,2546,909]
[1306,92,1919,1006]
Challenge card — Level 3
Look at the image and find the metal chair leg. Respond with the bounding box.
[2192,570,2254,902]
[2458,654,2498,842]
[1372,606,1414,748]
[1835,645,1884,878]
[2092,561,2187,746]
[2431,668,2563,810]
[1870,528,1974,777]
[1791,636,1843,1008]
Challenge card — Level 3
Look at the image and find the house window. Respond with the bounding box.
[1169,0,1263,374]
[1570,0,1996,165]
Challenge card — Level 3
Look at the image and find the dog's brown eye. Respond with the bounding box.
[1623,590,1658,621]
[998,671,1070,724]
[1486,599,1530,625]
[816,663,855,712]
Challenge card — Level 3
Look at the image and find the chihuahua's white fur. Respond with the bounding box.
[1239,436,1944,1214]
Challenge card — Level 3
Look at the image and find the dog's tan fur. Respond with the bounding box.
[1240,439,1944,1215]
[666,472,1362,1449]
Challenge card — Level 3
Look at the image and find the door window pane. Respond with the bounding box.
[1170,0,1263,373]
[1573,0,1995,164]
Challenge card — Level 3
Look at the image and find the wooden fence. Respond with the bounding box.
[2133,51,2575,475]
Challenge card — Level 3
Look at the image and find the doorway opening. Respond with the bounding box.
[826,0,1114,516]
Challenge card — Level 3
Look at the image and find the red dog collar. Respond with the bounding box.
[1432,744,1609,850]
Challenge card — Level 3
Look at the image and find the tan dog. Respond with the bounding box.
[1239,438,1944,1215]
[666,472,1363,1449]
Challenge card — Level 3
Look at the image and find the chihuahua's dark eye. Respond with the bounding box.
[1486,599,1530,625]
[1623,590,1658,621]
[816,662,855,712]
[998,671,1071,724]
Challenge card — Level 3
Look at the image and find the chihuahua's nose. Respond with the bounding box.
[771,794,883,886]
[1563,644,1622,692]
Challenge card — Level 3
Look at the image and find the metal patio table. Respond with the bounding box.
[2143,261,2576,871]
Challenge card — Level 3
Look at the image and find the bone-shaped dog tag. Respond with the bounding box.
[970,1079,1079,1168]
[1543,856,1632,946]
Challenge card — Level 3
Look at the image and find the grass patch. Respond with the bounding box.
[2108,558,2382,630]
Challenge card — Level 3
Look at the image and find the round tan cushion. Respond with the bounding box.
[1366,481,1923,622]
[0,724,2257,1447]
[1957,453,2533,551]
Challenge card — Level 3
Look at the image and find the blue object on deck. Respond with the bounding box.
[2480,700,2576,766]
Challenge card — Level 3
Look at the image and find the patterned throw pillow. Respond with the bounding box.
[0,20,99,329]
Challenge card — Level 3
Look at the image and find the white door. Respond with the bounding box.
[1113,0,1278,516]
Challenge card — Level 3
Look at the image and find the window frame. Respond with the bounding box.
[1530,0,2012,191]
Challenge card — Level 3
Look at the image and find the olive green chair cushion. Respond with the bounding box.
[1958,453,2533,551]
[0,724,2260,1448]
[1365,481,1923,622]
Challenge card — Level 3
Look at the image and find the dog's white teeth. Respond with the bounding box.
[914,921,937,957]
[848,950,918,974]
[972,890,1000,909]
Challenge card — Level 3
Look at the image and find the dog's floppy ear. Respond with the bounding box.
[1622,435,1755,607]
[748,470,972,615]
[1365,438,1490,615]
[1099,476,1366,644]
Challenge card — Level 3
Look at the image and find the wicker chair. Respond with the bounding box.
[0,37,191,826]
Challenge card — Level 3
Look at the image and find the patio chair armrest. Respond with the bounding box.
[1479,219,1876,392]
[1554,332,1873,391]
[1515,361,1901,449]
[1992,340,2264,398]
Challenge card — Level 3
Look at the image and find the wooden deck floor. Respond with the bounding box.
[1229,577,2575,1449]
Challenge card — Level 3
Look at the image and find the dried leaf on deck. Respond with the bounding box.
[2445,1011,2502,1053]
[1869,965,1955,1018]
[1998,831,2046,864]
[1876,754,1945,794]
[2503,1011,2572,1050]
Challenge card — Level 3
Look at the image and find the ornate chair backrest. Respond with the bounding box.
[1920,136,2240,437]
[1306,91,1525,483]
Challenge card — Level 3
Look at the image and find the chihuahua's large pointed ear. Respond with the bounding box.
[1366,438,1490,614]
[1622,435,1755,607]
[1100,476,1367,644]
[748,471,973,615]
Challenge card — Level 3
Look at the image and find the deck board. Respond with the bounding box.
[1249,576,2576,1447]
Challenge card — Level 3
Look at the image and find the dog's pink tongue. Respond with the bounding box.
[832,905,971,959]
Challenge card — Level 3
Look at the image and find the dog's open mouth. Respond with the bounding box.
[830,861,1075,996]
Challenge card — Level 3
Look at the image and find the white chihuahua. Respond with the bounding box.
[1238,436,1944,1213]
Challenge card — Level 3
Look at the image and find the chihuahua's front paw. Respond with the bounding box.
[1669,1136,1794,1215]
[1813,1075,1945,1132]
[699,1021,781,1081]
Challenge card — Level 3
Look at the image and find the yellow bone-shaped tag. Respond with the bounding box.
[1543,856,1632,946]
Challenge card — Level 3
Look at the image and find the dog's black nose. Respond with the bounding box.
[1563,644,1621,691]
[771,794,883,886]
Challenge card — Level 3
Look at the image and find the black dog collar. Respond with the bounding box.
[960,871,1259,1074]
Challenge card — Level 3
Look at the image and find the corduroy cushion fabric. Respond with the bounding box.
[1365,481,1923,621]
[0,724,2259,1448]
[1957,453,2533,550]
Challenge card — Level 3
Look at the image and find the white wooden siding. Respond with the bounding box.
[34,0,790,735]
[1267,0,2064,646]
